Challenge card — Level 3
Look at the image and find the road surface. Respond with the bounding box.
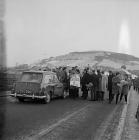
[0,92,125,140]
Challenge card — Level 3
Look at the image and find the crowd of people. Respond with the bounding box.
[52,66,134,104]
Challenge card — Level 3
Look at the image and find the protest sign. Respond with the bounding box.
[70,74,80,87]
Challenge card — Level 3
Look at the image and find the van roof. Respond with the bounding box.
[23,70,55,75]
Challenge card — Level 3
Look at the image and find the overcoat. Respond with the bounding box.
[108,74,113,91]
[96,73,102,92]
[101,74,108,93]
[112,75,121,95]
[81,72,90,92]
[121,80,129,95]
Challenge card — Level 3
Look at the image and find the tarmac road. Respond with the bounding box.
[0,94,125,140]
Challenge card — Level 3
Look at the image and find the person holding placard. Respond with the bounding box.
[69,69,80,99]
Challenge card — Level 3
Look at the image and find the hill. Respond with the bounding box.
[32,51,139,71]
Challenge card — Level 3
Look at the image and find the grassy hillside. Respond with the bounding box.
[33,51,139,71]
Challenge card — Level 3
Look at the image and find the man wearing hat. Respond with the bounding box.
[81,68,90,99]
[108,71,114,103]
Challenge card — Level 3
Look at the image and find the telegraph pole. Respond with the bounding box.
[0,0,6,70]
[0,1,6,139]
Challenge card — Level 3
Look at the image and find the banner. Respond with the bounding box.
[70,74,80,87]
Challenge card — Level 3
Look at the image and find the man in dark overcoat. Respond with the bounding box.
[108,71,114,103]
[89,70,97,101]
[96,70,102,101]
[81,68,90,99]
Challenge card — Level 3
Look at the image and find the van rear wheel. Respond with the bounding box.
[18,98,24,102]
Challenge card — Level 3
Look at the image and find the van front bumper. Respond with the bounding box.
[10,93,46,99]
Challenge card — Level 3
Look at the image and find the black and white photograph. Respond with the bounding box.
[1,0,139,140]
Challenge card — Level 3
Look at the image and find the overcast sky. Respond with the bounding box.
[5,0,139,66]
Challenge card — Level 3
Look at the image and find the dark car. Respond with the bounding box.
[10,70,67,103]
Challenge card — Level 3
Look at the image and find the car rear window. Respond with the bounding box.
[20,72,43,83]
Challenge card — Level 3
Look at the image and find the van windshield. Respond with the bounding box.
[20,72,43,83]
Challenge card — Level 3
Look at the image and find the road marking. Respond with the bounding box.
[29,104,91,140]
[93,104,119,140]
[114,89,131,140]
